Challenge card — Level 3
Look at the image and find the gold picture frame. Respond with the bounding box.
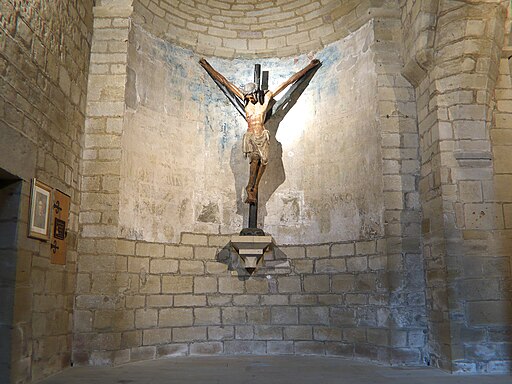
[28,178,52,241]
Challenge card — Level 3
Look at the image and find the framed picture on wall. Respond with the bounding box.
[28,178,52,241]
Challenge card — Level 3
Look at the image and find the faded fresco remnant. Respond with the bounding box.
[119,23,382,244]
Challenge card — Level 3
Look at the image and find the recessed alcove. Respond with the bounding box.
[73,1,430,370]
[119,22,383,245]
[1,1,511,382]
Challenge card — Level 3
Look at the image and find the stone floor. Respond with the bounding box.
[39,356,511,384]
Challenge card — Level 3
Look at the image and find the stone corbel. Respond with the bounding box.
[402,48,434,87]
[230,235,273,274]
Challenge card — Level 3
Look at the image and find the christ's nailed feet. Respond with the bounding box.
[245,186,257,204]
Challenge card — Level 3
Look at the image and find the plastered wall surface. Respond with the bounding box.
[120,22,383,245]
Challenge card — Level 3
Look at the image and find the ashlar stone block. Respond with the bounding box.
[139,275,161,294]
[299,307,330,325]
[159,308,193,327]
[165,245,193,259]
[194,277,218,294]
[149,258,179,274]
[303,275,330,293]
[219,277,245,294]
[173,327,207,342]
[224,340,266,355]
[315,259,347,273]
[271,307,299,325]
[208,326,234,340]
[128,257,149,273]
[464,203,501,230]
[157,344,188,358]
[147,295,173,307]
[235,326,254,340]
[233,295,259,306]
[331,243,355,256]
[143,328,173,345]
[135,309,157,329]
[222,307,247,325]
[190,342,223,355]
[459,181,483,202]
[468,301,512,326]
[194,308,221,325]
[181,233,208,246]
[314,326,342,341]
[174,295,207,307]
[180,260,204,275]
[245,278,269,294]
[277,276,301,293]
[136,242,165,257]
[306,245,330,258]
[267,341,294,354]
[346,256,368,272]
[162,276,193,294]
[247,308,271,324]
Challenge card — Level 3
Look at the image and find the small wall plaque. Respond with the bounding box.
[50,189,70,265]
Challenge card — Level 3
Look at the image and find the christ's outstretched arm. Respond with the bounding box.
[199,58,244,100]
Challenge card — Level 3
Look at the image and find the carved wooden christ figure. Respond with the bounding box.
[199,58,321,205]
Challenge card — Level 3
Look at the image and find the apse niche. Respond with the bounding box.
[119,21,383,245]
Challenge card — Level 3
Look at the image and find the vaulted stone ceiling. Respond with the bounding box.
[132,0,398,57]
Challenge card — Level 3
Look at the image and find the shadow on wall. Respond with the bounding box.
[230,66,321,229]
[216,243,247,279]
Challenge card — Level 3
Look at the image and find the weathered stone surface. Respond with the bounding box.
[208,326,235,341]
[143,329,173,345]
[159,308,193,327]
[162,276,193,294]
[135,309,157,329]
[303,276,330,293]
[156,344,188,358]
[468,301,512,326]
[299,307,330,325]
[219,277,245,294]
[173,327,207,342]
[271,307,299,325]
[278,277,301,293]
[224,341,266,355]
[4,0,510,377]
[194,308,221,325]
[190,342,223,355]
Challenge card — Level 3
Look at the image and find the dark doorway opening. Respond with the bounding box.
[0,168,22,383]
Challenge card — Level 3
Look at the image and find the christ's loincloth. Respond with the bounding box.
[243,129,270,165]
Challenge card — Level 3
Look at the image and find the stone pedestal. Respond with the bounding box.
[231,235,272,273]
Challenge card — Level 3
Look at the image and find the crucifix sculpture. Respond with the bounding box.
[199,57,321,234]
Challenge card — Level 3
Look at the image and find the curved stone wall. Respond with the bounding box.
[74,12,428,367]
[132,0,398,58]
[118,23,383,245]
